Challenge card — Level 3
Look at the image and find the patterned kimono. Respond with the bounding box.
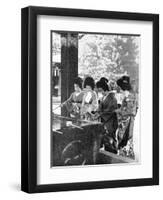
[80,90,98,121]
[116,92,138,158]
[98,92,118,153]
[63,91,84,118]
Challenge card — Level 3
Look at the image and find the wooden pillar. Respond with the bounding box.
[61,32,78,116]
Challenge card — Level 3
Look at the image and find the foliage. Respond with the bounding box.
[78,34,140,82]
[52,32,140,83]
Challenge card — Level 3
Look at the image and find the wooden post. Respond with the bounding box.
[61,32,78,116]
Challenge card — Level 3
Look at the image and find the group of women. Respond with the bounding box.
[61,75,138,158]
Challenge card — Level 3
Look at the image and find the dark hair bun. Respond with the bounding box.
[116,75,131,91]
[83,76,95,90]
[96,77,109,92]
[74,77,83,89]
[100,77,108,84]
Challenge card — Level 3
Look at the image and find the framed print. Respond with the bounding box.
[21,6,159,193]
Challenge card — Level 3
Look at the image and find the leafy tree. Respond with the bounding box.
[78,34,140,82]
[52,32,140,84]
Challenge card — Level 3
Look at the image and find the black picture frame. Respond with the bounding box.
[21,6,159,193]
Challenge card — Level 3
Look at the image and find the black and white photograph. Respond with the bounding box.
[51,31,140,167]
[21,6,159,193]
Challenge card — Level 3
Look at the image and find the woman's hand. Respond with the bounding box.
[93,112,100,119]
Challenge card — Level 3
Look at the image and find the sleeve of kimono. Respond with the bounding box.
[109,93,118,112]
[105,93,118,112]
[80,93,87,115]
[90,92,98,111]
[100,93,118,118]
[62,93,74,112]
[63,93,74,105]
[81,92,98,114]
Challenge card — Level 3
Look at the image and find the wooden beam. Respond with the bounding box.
[61,32,78,116]
[99,149,135,163]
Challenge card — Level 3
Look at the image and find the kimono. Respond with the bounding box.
[116,92,138,159]
[80,90,98,121]
[98,91,118,153]
[63,91,84,118]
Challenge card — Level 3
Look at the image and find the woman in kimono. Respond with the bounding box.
[80,76,98,121]
[95,78,118,153]
[62,77,84,118]
[116,76,138,159]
